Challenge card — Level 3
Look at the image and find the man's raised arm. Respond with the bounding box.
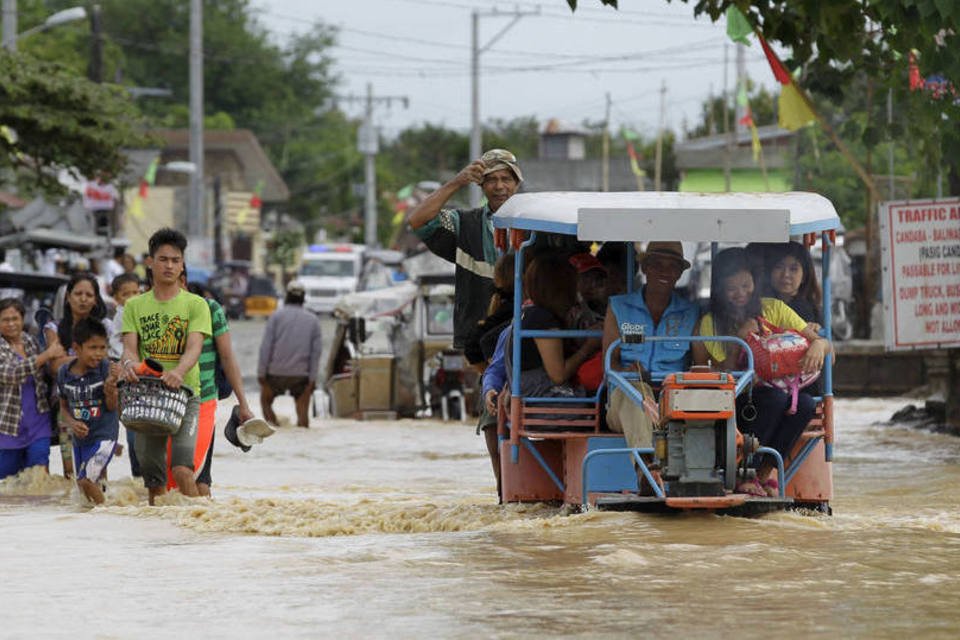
[407,159,485,229]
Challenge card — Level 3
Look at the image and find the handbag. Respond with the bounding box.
[745,316,820,414]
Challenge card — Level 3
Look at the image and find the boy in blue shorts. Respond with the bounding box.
[57,317,120,505]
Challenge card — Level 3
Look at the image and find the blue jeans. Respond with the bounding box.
[0,438,51,479]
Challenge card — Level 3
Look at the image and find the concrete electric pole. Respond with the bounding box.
[654,80,666,191]
[2,0,16,51]
[602,92,611,192]
[340,84,408,248]
[188,0,204,241]
[470,7,539,208]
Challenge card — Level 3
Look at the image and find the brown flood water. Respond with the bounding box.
[1,320,957,638]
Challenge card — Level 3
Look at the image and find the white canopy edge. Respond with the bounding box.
[493,191,841,241]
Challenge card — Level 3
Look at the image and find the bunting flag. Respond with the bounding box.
[725,5,752,45]
[139,157,159,199]
[392,183,415,227]
[249,179,265,209]
[128,194,145,219]
[756,32,817,131]
[778,82,816,131]
[620,128,645,177]
[750,122,762,162]
[758,34,791,85]
[626,141,646,177]
[725,6,817,133]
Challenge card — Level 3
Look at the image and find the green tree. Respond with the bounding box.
[485,116,540,162]
[19,0,345,228]
[0,51,147,196]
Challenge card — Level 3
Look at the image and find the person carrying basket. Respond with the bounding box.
[118,228,212,505]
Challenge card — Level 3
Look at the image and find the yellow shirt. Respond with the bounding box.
[699,298,807,364]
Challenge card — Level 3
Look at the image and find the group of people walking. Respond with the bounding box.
[0,227,323,506]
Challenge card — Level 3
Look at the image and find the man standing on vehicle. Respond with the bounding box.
[407,149,522,348]
[257,281,323,428]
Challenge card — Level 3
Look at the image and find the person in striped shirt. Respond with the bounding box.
[167,277,253,496]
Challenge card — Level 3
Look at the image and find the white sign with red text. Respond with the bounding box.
[879,197,960,350]
[82,180,119,211]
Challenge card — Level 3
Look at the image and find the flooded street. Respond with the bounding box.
[2,320,959,638]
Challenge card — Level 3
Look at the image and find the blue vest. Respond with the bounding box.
[608,290,699,377]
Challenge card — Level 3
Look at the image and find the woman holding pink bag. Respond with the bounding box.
[692,247,831,497]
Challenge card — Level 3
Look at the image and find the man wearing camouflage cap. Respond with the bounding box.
[408,149,522,348]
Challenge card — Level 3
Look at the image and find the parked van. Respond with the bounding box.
[298,244,366,314]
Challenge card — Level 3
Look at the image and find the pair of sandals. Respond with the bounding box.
[737,477,779,498]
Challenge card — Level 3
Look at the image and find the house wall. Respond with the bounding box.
[122,186,176,258]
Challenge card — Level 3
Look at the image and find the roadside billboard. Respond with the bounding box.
[879,197,960,350]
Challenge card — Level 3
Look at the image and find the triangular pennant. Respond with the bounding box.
[758,34,791,85]
[128,194,145,219]
[725,6,752,45]
[778,82,816,131]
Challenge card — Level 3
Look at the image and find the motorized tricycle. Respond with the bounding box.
[492,191,839,515]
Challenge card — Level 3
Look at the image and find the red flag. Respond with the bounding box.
[759,35,791,85]
[249,179,264,209]
[138,179,149,198]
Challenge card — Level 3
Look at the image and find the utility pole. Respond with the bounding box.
[654,80,666,191]
[470,6,539,208]
[735,43,746,137]
[2,0,16,52]
[723,43,732,192]
[886,88,894,200]
[88,4,103,83]
[602,92,611,192]
[340,84,408,248]
[188,0,204,241]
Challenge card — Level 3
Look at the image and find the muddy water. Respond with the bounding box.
[2,321,959,638]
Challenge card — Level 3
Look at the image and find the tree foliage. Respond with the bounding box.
[0,51,147,196]
[674,0,960,194]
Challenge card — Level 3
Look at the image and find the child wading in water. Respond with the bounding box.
[57,318,121,504]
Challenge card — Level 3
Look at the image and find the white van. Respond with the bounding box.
[298,244,366,314]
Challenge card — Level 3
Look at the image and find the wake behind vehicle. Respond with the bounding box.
[492,191,839,515]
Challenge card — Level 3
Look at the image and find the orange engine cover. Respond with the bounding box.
[659,371,736,422]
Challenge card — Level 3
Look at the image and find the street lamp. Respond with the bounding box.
[2,4,87,51]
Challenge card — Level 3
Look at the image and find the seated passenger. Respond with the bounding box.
[602,241,698,450]
[764,240,822,326]
[568,252,608,320]
[764,241,828,396]
[506,253,599,401]
[692,247,830,497]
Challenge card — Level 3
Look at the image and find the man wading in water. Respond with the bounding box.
[408,149,522,495]
[119,228,211,505]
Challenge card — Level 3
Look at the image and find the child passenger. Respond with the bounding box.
[57,318,120,505]
[692,248,830,497]
[765,241,822,325]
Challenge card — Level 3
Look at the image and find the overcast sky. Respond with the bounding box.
[252,0,784,144]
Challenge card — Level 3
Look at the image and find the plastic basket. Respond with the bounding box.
[118,377,192,436]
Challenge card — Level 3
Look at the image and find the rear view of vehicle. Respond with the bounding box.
[298,244,365,314]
